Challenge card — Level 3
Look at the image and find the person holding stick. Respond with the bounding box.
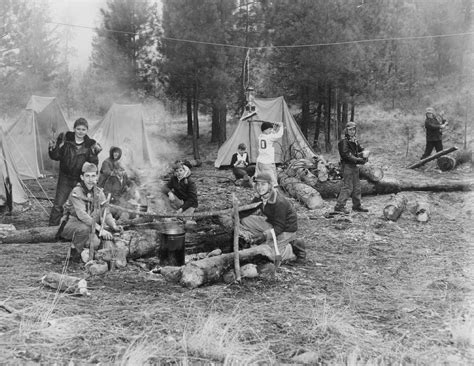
[238,173,306,263]
[48,118,102,226]
[421,107,448,159]
[58,162,122,262]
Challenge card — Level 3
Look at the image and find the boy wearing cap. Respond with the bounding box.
[239,172,306,263]
[48,118,102,226]
[162,162,198,218]
[255,121,284,187]
[334,122,369,214]
[421,107,448,159]
[59,162,122,261]
[230,143,255,186]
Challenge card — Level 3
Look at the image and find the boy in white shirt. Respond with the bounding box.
[255,121,284,187]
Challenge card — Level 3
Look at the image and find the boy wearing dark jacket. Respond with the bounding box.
[421,107,448,159]
[238,173,306,263]
[98,146,131,218]
[162,162,198,217]
[48,118,102,226]
[334,122,369,214]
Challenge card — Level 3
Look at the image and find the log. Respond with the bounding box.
[279,172,324,209]
[41,272,89,296]
[383,194,407,221]
[180,245,274,288]
[437,149,472,171]
[407,146,458,169]
[313,176,474,198]
[359,164,384,182]
[232,194,241,282]
[415,200,430,222]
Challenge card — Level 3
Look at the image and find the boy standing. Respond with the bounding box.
[255,121,284,187]
[334,122,369,214]
[421,107,448,159]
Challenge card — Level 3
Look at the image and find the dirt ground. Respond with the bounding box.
[0,118,473,364]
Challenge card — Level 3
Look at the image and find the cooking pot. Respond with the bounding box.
[158,223,185,266]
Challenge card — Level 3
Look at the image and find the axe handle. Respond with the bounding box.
[270,228,281,266]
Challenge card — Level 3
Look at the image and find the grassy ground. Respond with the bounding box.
[0,103,473,364]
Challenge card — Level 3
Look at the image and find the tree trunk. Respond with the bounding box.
[336,101,341,141]
[300,86,310,138]
[180,245,274,288]
[313,102,322,152]
[407,146,458,169]
[278,172,324,209]
[383,194,407,221]
[342,102,348,133]
[325,84,332,152]
[350,102,355,122]
[187,94,193,136]
[192,84,201,160]
[436,149,472,171]
[211,104,219,143]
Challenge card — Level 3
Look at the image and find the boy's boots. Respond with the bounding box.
[291,239,307,263]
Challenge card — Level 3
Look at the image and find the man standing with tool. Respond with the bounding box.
[58,162,123,262]
[238,173,306,264]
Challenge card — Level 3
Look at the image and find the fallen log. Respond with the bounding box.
[41,272,89,296]
[313,176,474,198]
[407,146,458,169]
[436,149,472,171]
[383,194,408,221]
[279,172,324,209]
[180,245,274,288]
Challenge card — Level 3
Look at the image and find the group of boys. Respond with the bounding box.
[49,106,444,266]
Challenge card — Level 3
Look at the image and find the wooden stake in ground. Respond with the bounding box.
[436,149,472,171]
[383,194,408,221]
[407,146,458,169]
[232,193,241,283]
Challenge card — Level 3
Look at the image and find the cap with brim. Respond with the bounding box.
[426,107,435,114]
[253,173,272,183]
[82,162,98,173]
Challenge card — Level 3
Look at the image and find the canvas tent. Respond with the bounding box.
[215,96,316,167]
[90,103,153,168]
[6,95,69,179]
[0,127,28,206]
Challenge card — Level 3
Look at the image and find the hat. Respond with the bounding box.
[345,122,357,129]
[261,122,274,132]
[73,118,89,129]
[426,107,435,114]
[253,173,273,183]
[82,162,98,173]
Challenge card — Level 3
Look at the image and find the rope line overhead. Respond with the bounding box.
[46,21,473,50]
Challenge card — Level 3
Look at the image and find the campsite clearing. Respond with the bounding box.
[0,117,473,364]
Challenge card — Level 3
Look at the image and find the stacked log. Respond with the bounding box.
[437,150,472,171]
[279,172,324,209]
[383,194,408,221]
[407,146,458,169]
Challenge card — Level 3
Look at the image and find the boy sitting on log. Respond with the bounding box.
[58,162,123,262]
[238,173,306,263]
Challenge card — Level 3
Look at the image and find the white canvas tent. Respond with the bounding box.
[6,96,70,179]
[0,128,28,206]
[90,103,153,168]
[215,96,316,167]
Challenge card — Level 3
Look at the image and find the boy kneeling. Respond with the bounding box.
[239,173,306,263]
[59,162,123,261]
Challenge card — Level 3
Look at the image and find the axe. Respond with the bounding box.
[270,228,281,267]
